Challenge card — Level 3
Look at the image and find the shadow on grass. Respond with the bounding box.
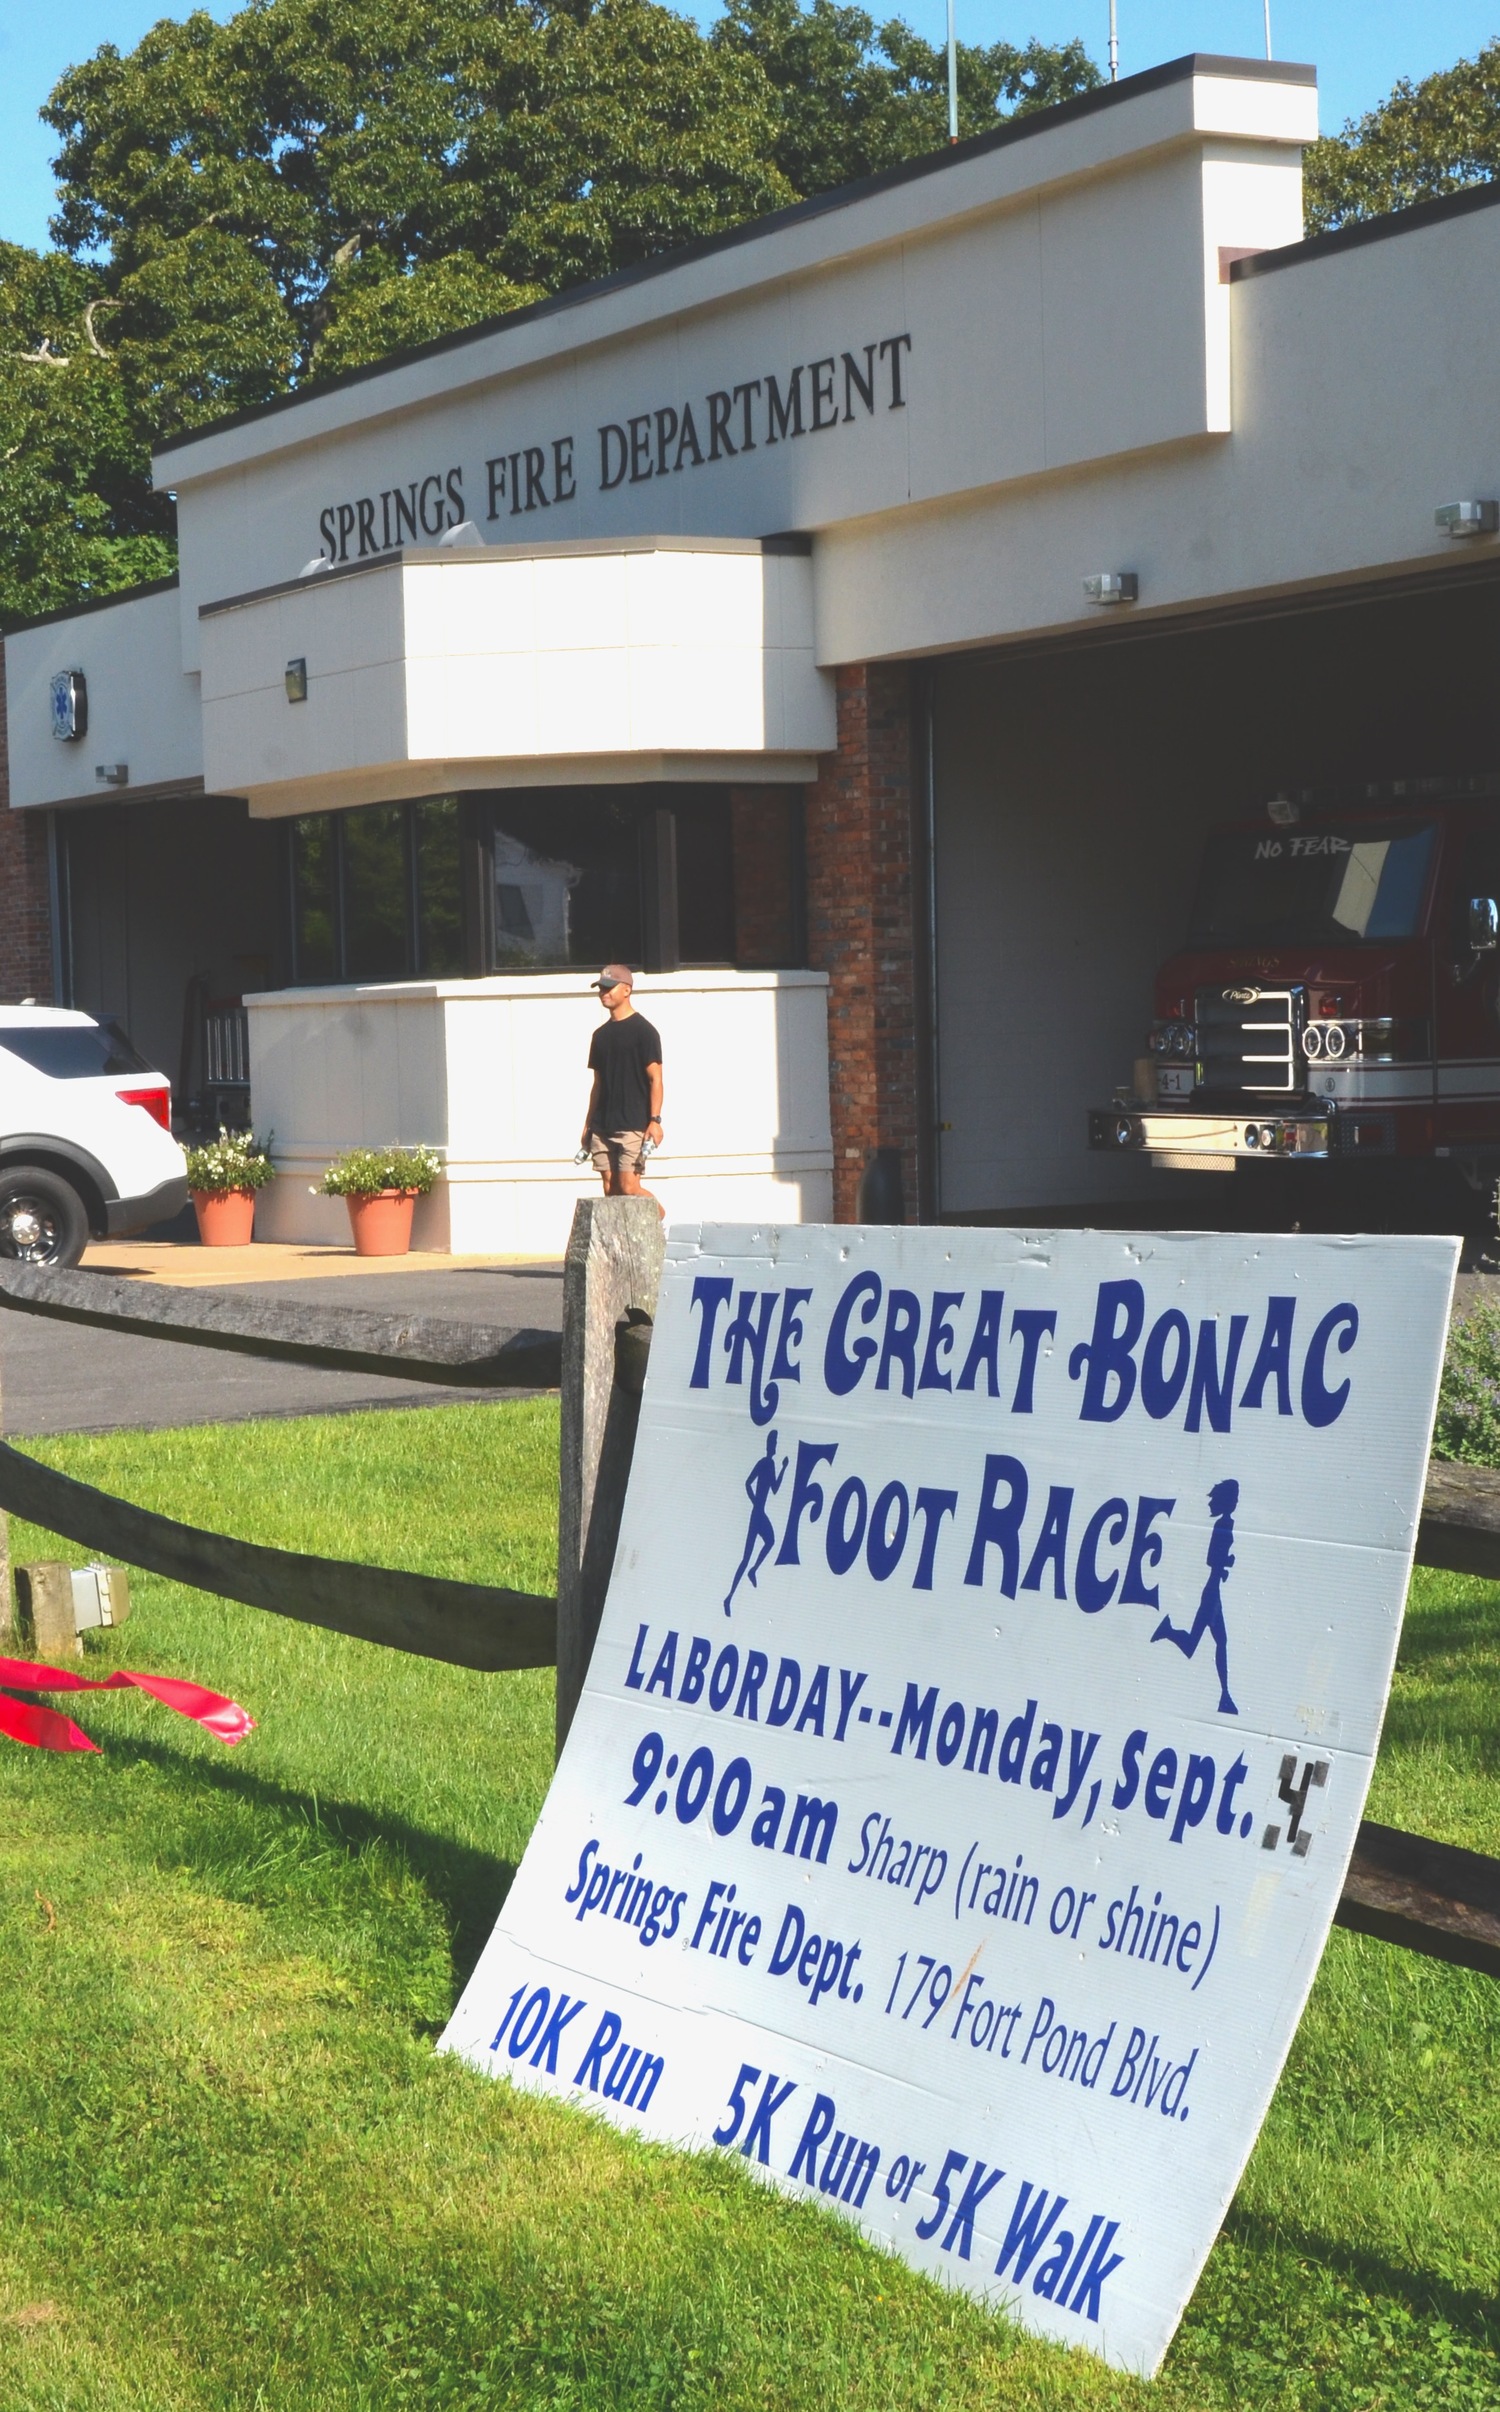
[85,1726,520,2000]
[1382,1588,1500,1771]
[1222,2202,1500,2347]
[1396,1589,1500,1672]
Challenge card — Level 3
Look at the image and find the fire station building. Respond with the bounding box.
[5,50,1500,1249]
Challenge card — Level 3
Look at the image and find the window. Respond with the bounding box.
[0,1021,155,1078]
[729,790,805,967]
[486,794,643,969]
[676,798,735,964]
[286,786,806,984]
[1189,822,1437,947]
[292,816,337,981]
[415,798,462,975]
[343,805,408,982]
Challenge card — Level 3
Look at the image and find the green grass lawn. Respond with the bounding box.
[0,1400,1493,2411]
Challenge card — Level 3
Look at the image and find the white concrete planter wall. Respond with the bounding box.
[246,967,832,1255]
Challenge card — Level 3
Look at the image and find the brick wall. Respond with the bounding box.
[0,663,55,1002]
[804,662,920,1220]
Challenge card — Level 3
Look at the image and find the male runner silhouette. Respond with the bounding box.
[723,1428,788,1615]
[1151,1477,1240,1714]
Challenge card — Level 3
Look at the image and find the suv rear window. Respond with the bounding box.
[0,1022,156,1079]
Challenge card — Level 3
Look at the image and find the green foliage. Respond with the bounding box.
[0,1407,1491,2407]
[712,0,1100,196]
[1305,41,1500,234]
[4,0,1098,630]
[0,242,174,633]
[41,0,797,413]
[320,1142,442,1195]
[183,1126,276,1194]
[309,254,547,382]
[1432,1299,1500,1467]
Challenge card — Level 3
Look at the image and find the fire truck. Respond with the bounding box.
[1090,783,1500,1198]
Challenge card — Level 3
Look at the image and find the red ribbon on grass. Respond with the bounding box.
[0,1656,253,1753]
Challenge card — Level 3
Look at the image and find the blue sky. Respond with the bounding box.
[2,0,1498,253]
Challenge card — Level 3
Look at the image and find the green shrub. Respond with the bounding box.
[182,1127,276,1194]
[319,1143,442,1197]
[1433,1299,1500,1465]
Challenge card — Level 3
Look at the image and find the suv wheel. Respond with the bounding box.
[0,1168,90,1268]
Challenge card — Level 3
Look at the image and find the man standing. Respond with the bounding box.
[581,964,664,1200]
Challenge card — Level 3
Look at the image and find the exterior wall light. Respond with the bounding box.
[94,764,129,787]
[1435,500,1499,538]
[285,658,308,702]
[1083,571,1138,605]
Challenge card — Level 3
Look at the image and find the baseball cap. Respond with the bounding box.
[590,964,635,991]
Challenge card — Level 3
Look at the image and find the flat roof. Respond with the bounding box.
[157,51,1316,465]
[5,573,179,636]
[1231,171,1500,282]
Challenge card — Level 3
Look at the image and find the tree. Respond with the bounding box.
[0,243,174,632]
[10,0,1099,627]
[713,0,1099,197]
[42,0,794,428]
[1304,41,1500,234]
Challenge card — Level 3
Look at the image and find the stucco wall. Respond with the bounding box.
[247,967,832,1253]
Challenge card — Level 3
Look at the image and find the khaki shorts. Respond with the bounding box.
[589,1129,648,1178]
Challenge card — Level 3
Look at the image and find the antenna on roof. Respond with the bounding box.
[1107,0,1118,82]
[1263,0,1273,58]
[946,0,958,139]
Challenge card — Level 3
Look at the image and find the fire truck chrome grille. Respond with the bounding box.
[1195,984,1304,1098]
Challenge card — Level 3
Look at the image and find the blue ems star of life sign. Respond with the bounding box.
[441,1223,1457,2375]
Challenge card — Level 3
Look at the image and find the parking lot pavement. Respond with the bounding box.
[0,1263,563,1438]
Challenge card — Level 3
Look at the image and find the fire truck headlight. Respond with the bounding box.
[1323,1023,1347,1060]
[1303,1023,1324,1060]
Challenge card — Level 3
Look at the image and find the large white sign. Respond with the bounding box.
[442,1225,1456,2375]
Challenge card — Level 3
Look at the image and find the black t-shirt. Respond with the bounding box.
[588,1012,662,1135]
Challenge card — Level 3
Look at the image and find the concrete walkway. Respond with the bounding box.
[83,1238,554,1286]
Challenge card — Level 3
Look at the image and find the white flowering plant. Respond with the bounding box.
[318,1144,441,1198]
[183,1129,276,1196]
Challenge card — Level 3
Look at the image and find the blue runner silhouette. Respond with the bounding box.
[724,1428,788,1614]
[1151,1477,1240,1714]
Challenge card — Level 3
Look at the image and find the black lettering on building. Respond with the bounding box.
[765,366,804,444]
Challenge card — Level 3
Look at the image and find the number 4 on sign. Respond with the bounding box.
[1263,1754,1328,1856]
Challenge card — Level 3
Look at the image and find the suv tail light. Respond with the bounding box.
[117,1085,171,1131]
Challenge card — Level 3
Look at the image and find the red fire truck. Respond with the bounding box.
[1090,784,1500,1196]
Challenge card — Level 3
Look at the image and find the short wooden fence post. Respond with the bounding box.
[556,1198,664,1754]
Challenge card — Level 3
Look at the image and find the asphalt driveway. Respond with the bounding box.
[0,1263,564,1437]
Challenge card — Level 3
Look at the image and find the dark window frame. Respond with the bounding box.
[286,786,807,985]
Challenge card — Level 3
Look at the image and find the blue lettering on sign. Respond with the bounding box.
[489,1981,667,2112]
[688,1278,811,1423]
[688,1272,1359,1432]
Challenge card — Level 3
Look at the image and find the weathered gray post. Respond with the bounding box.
[556,1197,664,1752]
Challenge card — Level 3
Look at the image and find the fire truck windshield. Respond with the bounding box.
[1188,822,1437,946]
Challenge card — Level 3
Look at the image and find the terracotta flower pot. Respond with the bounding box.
[192,1187,257,1247]
[345,1189,416,1257]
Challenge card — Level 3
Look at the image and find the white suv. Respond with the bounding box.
[0,1007,188,1266]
